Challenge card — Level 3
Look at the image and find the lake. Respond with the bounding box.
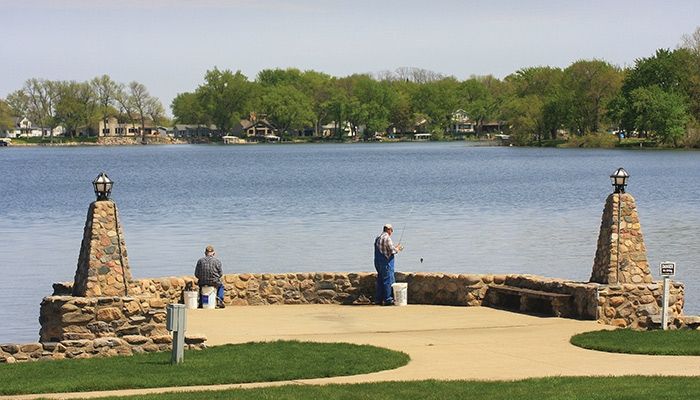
[0,142,698,342]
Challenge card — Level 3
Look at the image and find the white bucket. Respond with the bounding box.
[201,286,217,309]
[184,291,198,310]
[391,283,408,306]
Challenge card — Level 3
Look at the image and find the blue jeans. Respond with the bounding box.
[374,257,395,304]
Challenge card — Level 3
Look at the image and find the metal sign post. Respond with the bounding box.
[659,262,676,331]
[166,304,186,364]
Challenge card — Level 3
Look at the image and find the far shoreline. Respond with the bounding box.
[2,137,698,151]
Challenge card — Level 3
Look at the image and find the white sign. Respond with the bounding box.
[660,261,676,277]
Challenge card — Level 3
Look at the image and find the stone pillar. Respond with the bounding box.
[72,200,132,297]
[590,193,652,284]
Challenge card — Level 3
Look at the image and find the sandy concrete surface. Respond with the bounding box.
[4,305,699,399]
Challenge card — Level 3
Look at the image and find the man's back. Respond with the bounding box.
[195,255,222,286]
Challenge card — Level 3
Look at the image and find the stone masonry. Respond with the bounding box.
[590,193,652,285]
[597,282,685,329]
[72,200,132,297]
[1,270,691,364]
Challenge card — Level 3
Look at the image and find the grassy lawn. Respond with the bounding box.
[95,377,700,400]
[0,341,409,395]
[571,329,700,355]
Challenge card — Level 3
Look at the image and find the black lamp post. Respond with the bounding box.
[610,167,629,194]
[92,172,113,201]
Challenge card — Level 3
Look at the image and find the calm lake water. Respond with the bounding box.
[1,142,698,342]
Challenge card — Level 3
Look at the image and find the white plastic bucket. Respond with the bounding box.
[391,283,408,306]
[184,291,198,310]
[201,286,217,309]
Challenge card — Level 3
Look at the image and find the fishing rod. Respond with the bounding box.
[397,204,414,248]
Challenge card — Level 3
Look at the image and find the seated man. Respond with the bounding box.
[194,245,225,308]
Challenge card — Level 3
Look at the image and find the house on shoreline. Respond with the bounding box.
[98,117,166,137]
[232,113,280,142]
[2,117,64,138]
[173,124,219,138]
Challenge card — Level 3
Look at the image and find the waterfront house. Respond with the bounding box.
[4,117,65,138]
[172,124,219,138]
[232,113,279,141]
[98,117,159,137]
[450,109,475,136]
[9,117,45,137]
[321,121,354,138]
[386,117,429,139]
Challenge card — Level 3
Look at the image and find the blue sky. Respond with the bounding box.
[2,0,699,112]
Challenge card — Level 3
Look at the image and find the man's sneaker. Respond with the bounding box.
[216,300,226,309]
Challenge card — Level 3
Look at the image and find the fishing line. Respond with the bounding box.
[397,204,414,247]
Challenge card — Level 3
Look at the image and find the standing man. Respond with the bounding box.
[194,245,225,308]
[374,224,403,305]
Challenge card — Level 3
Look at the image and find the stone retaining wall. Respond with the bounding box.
[39,296,170,342]
[0,296,205,364]
[97,136,186,146]
[597,282,685,329]
[53,271,683,324]
[3,271,689,364]
[0,335,206,364]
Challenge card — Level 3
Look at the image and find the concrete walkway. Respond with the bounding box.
[5,305,700,399]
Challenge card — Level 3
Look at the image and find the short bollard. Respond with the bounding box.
[166,304,186,364]
[659,261,676,330]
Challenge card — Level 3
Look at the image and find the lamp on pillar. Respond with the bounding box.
[610,167,629,194]
[93,172,113,201]
[73,172,131,297]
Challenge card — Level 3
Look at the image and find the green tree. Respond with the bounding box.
[336,75,396,139]
[115,81,164,143]
[300,70,335,136]
[387,88,414,134]
[412,78,459,133]
[257,68,304,87]
[259,85,315,134]
[623,49,695,96]
[501,95,544,145]
[6,90,29,119]
[0,99,14,130]
[54,81,98,137]
[562,60,622,134]
[503,67,564,140]
[458,76,505,136]
[171,92,207,125]
[196,68,254,134]
[91,75,120,135]
[327,85,351,139]
[617,48,697,140]
[630,85,689,145]
[16,79,61,141]
[678,27,700,123]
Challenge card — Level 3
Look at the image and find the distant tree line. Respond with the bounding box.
[0,76,165,143]
[2,27,699,147]
[173,27,700,147]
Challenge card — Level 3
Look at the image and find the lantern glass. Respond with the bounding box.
[610,167,629,193]
[92,172,113,200]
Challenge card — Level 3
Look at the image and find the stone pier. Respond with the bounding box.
[72,200,132,297]
[590,192,652,285]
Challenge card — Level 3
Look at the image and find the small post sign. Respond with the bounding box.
[659,261,676,330]
[660,261,676,277]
